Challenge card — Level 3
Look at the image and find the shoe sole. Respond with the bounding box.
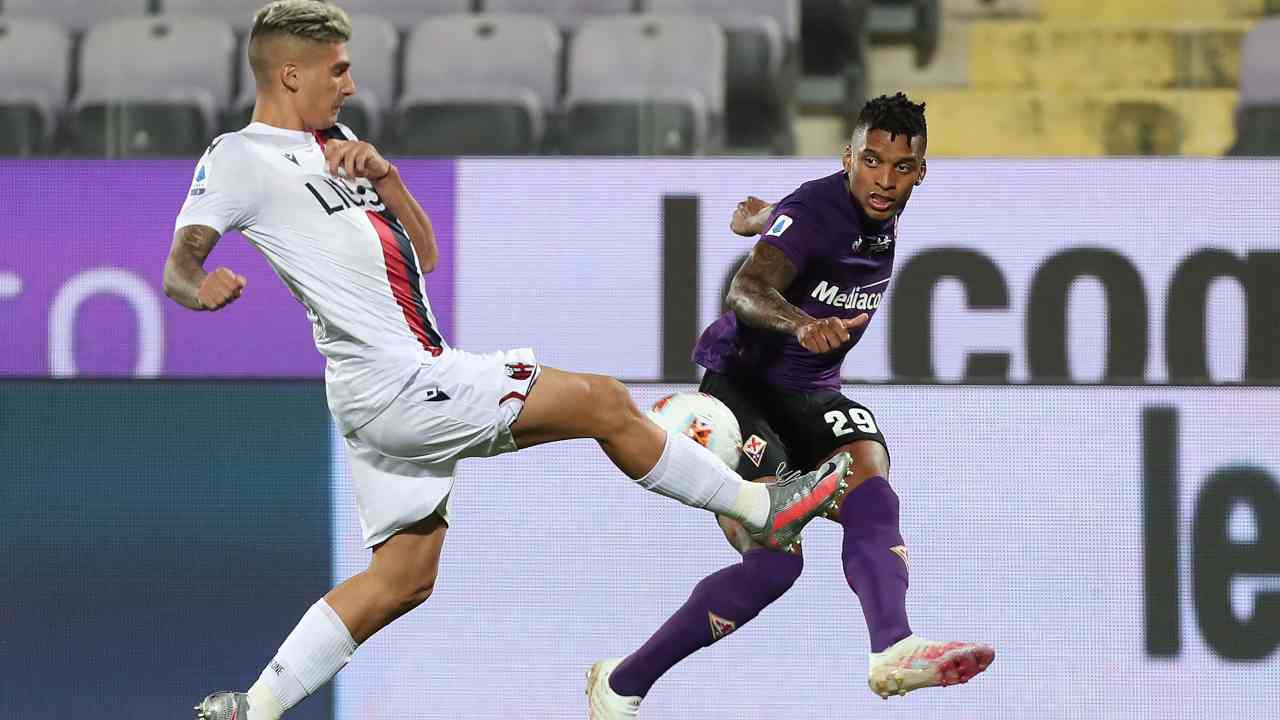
[869,644,996,699]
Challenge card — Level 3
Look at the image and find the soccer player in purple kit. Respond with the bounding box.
[587,93,995,717]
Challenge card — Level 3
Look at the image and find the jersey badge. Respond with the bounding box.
[189,163,208,197]
[852,233,894,254]
[505,362,536,381]
[421,388,451,402]
[765,214,793,237]
[283,152,299,166]
[743,434,767,467]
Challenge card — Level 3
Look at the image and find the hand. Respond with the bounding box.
[323,138,393,182]
[730,196,774,237]
[197,267,246,310]
[794,314,869,354]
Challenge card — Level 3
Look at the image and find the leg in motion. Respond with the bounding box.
[831,440,995,699]
[196,515,447,720]
[510,367,848,549]
[590,382,807,716]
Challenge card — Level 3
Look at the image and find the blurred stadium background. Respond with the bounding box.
[2,0,1279,718]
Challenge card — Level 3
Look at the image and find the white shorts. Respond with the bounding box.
[343,346,541,547]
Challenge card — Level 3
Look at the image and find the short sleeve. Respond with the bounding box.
[174,137,258,236]
[759,203,823,276]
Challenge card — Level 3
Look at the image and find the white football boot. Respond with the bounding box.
[586,658,642,719]
[868,634,995,699]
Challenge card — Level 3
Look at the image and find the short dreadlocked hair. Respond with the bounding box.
[852,92,927,145]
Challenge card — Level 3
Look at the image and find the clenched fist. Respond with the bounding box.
[324,138,392,182]
[197,267,246,310]
[795,314,869,354]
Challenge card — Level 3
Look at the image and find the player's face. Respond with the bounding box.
[295,42,356,130]
[842,127,927,222]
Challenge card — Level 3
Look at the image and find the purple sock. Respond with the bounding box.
[840,476,912,652]
[609,549,803,697]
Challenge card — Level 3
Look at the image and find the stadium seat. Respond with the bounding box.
[480,0,634,32]
[71,17,235,157]
[1228,105,1280,155]
[0,19,70,155]
[801,0,868,75]
[161,0,271,32]
[564,15,725,155]
[396,14,561,155]
[1228,18,1280,155]
[339,0,473,33]
[797,0,870,118]
[2,0,150,34]
[643,0,799,152]
[230,14,398,142]
[866,0,940,68]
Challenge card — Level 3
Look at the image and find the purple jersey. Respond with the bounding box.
[694,170,897,391]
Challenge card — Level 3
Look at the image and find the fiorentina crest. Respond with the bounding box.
[742,434,767,467]
[708,611,737,641]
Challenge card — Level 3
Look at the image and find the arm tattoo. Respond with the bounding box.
[163,225,221,310]
[726,242,814,336]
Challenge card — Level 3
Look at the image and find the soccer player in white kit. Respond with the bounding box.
[171,3,851,719]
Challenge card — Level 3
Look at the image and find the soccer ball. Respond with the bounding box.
[647,392,743,468]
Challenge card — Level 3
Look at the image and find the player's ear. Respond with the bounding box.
[915,159,927,186]
[282,63,300,93]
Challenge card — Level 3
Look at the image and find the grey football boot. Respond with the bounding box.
[750,451,852,552]
[194,691,250,720]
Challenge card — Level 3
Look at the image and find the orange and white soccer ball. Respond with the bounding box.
[647,391,743,468]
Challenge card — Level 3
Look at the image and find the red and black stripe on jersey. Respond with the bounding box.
[313,127,443,354]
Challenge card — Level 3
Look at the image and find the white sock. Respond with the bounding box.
[636,432,769,529]
[247,599,357,720]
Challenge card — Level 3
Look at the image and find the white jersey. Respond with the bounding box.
[175,122,448,433]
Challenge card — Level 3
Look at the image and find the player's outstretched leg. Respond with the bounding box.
[834,441,995,699]
[196,514,448,720]
[592,541,803,717]
[510,367,848,550]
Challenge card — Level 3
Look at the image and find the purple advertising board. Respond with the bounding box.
[0,159,455,376]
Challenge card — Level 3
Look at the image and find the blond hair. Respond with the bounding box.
[248,1,352,82]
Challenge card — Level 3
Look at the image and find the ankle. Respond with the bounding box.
[245,682,286,720]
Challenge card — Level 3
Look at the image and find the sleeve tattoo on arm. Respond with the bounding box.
[726,242,812,336]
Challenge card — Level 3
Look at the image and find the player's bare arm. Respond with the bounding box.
[163,225,247,311]
[324,138,439,273]
[730,195,776,236]
[727,242,868,354]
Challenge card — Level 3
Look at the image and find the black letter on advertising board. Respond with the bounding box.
[1027,249,1147,382]
[662,195,699,381]
[1166,250,1280,383]
[889,249,1010,382]
[1144,406,1179,657]
[1193,467,1280,660]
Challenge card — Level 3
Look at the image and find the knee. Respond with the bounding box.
[584,375,642,435]
[743,550,804,599]
[392,576,436,613]
[846,440,890,484]
[373,561,438,613]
